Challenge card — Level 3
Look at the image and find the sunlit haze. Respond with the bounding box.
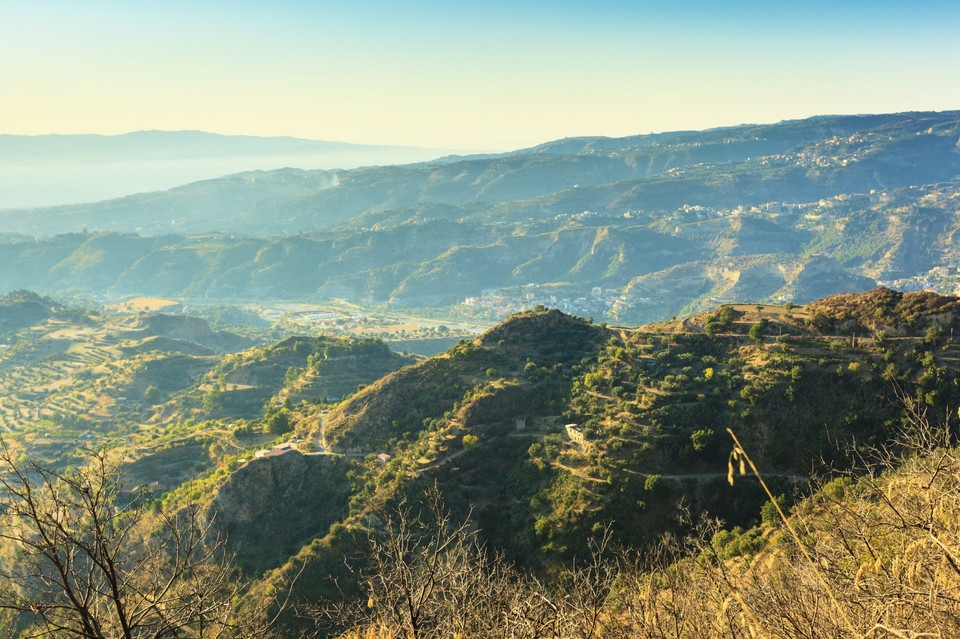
[3,0,959,150]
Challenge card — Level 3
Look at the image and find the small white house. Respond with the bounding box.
[565,424,586,445]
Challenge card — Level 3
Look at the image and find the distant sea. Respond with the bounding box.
[0,149,444,210]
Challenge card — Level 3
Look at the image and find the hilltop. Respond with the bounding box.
[5,288,960,637]
[132,288,957,636]
[323,308,605,452]
[0,290,61,337]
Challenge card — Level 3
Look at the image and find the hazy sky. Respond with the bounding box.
[3,0,959,150]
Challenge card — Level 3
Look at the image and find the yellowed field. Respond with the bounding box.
[107,297,181,312]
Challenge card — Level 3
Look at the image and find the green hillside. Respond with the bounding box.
[328,427,960,639]
[0,293,414,493]
[129,288,955,636]
[314,294,960,560]
[5,288,960,637]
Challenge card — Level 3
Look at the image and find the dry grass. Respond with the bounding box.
[332,425,960,639]
[106,296,181,312]
[614,431,960,638]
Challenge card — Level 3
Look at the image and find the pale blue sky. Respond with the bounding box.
[2,0,958,150]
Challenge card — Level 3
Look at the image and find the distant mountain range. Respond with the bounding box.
[2,111,960,322]
[6,111,960,236]
[0,130,454,209]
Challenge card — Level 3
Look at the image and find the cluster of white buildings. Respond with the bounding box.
[879,266,960,296]
[461,286,621,320]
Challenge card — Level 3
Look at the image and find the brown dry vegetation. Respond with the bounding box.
[330,416,960,639]
[808,287,960,336]
[106,297,182,313]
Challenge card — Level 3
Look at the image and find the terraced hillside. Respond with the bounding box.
[154,335,417,424]
[129,288,958,637]
[0,293,415,492]
[6,287,960,637]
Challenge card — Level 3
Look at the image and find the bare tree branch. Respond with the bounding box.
[0,438,287,638]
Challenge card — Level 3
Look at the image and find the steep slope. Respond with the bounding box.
[328,438,960,639]
[324,309,606,453]
[177,290,960,637]
[207,450,353,575]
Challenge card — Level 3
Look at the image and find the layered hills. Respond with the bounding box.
[0,291,413,487]
[7,112,958,235]
[2,111,960,322]
[153,288,960,635]
[4,287,960,637]
[5,110,960,636]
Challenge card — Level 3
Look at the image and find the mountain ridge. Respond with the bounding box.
[6,110,960,233]
[3,110,960,328]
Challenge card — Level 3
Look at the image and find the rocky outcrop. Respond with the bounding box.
[209,450,353,574]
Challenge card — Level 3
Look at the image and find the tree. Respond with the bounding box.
[924,325,944,346]
[690,428,716,453]
[142,385,160,405]
[267,408,292,434]
[315,488,619,639]
[748,319,768,347]
[0,441,284,638]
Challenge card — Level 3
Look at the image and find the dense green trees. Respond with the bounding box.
[143,384,160,404]
[267,407,292,434]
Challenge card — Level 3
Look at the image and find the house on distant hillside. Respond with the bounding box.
[565,424,586,445]
[254,442,296,458]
